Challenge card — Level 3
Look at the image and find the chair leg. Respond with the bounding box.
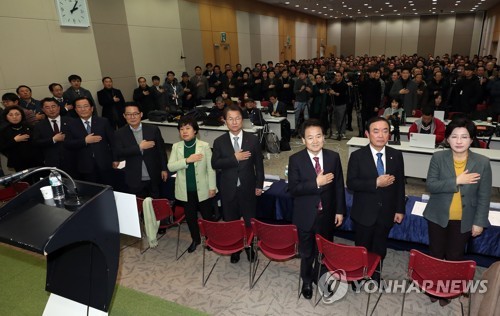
[175,224,189,261]
[365,292,371,316]
[202,251,220,287]
[401,279,410,316]
[468,291,471,316]
[251,259,272,290]
[298,276,302,300]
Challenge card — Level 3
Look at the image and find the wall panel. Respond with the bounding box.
[385,18,403,57]
[434,15,456,57]
[370,18,387,56]
[401,17,420,55]
[417,15,438,56]
[452,13,475,56]
[355,19,371,56]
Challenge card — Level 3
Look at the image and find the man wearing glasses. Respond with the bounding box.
[212,104,264,264]
[114,103,168,198]
[65,97,116,185]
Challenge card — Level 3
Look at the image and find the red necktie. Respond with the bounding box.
[313,157,323,212]
[52,120,59,134]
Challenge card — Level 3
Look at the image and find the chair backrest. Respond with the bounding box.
[476,103,488,112]
[173,205,185,221]
[448,111,463,120]
[408,249,476,292]
[150,199,173,221]
[12,181,30,193]
[477,140,488,149]
[378,108,385,116]
[413,109,423,118]
[198,219,247,249]
[251,219,298,252]
[260,101,270,108]
[0,186,17,202]
[316,234,368,274]
[136,197,144,215]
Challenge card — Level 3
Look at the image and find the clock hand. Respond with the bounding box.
[70,1,79,14]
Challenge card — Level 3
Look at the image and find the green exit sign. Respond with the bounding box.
[221,32,226,43]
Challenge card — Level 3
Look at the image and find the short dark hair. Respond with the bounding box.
[102,76,112,83]
[224,104,244,120]
[48,83,62,92]
[3,105,26,123]
[68,74,82,82]
[137,76,146,82]
[124,102,142,113]
[2,92,20,102]
[73,96,94,108]
[366,116,390,132]
[445,117,476,139]
[205,63,213,68]
[421,106,434,116]
[300,119,324,138]
[16,85,31,94]
[152,75,160,81]
[40,97,59,108]
[177,116,199,134]
[195,66,202,70]
[167,71,175,77]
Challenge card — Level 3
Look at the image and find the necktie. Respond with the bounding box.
[313,157,323,211]
[376,153,384,176]
[52,120,59,134]
[233,136,241,186]
[85,121,91,134]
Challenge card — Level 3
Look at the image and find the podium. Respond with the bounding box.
[0,178,120,313]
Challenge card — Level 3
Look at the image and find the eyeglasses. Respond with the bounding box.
[76,105,91,109]
[227,116,242,123]
[124,112,141,117]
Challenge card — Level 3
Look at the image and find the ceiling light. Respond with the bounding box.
[323,6,327,8]
[368,6,372,8]
[295,4,299,7]
[304,7,308,10]
[329,8,333,11]
[364,3,368,5]
[410,3,414,5]
[394,9,397,12]
[385,2,390,4]
[284,1,289,4]
[388,4,393,7]
[312,9,315,12]
[318,11,322,13]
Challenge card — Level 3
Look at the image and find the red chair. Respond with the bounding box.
[0,181,30,202]
[198,219,253,287]
[137,198,186,259]
[401,249,476,316]
[315,234,381,315]
[250,219,299,290]
[260,101,270,108]
[476,103,488,112]
[413,109,423,118]
[377,108,385,116]
[477,140,488,148]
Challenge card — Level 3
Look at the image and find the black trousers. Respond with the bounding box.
[354,219,392,260]
[427,220,470,261]
[297,212,333,285]
[183,191,214,243]
[221,186,256,227]
[129,180,160,199]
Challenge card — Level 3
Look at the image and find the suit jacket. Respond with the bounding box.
[423,150,491,233]
[211,131,264,201]
[270,100,287,117]
[65,117,115,173]
[347,145,406,227]
[289,149,346,232]
[167,140,216,202]
[63,87,95,107]
[33,116,75,172]
[114,124,167,192]
[97,88,126,127]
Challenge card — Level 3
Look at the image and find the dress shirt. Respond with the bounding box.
[369,145,386,174]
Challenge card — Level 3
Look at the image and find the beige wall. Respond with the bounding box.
[0,0,102,105]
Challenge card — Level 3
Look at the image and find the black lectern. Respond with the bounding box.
[0,178,120,313]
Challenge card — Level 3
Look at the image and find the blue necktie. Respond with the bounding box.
[85,121,91,134]
[376,153,384,176]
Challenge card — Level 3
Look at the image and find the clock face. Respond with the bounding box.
[56,0,90,27]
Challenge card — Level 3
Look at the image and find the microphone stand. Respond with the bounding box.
[14,167,83,209]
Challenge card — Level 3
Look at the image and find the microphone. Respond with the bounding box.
[0,168,35,185]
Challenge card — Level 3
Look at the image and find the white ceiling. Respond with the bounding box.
[257,0,499,19]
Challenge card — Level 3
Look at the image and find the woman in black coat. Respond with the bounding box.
[0,106,41,171]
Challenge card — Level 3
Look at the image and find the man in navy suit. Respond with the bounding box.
[288,119,346,299]
[212,104,264,263]
[33,97,76,176]
[347,116,405,284]
[65,97,116,185]
[114,103,168,198]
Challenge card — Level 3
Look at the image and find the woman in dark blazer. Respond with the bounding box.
[424,117,492,263]
[0,106,41,172]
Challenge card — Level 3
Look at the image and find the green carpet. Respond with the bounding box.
[0,244,206,316]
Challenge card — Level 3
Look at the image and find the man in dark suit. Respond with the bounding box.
[347,116,405,283]
[268,94,287,117]
[48,83,75,117]
[211,104,264,263]
[114,103,168,198]
[65,97,116,185]
[63,74,96,107]
[242,98,266,126]
[97,77,126,130]
[33,97,76,176]
[288,119,346,300]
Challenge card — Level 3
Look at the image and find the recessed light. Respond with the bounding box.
[284,1,289,4]
[323,6,327,8]
[412,8,416,10]
[410,3,414,5]
[319,11,322,13]
[312,9,315,12]
[388,4,393,7]
[295,4,299,7]
[364,3,368,6]
[451,10,455,12]
[329,8,333,11]
[304,7,308,10]
[394,9,397,12]
[368,6,372,8]
[348,7,352,10]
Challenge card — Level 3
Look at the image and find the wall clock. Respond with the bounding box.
[55,0,90,27]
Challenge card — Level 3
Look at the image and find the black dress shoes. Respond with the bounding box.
[187,241,200,253]
[301,283,313,300]
[230,252,240,264]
